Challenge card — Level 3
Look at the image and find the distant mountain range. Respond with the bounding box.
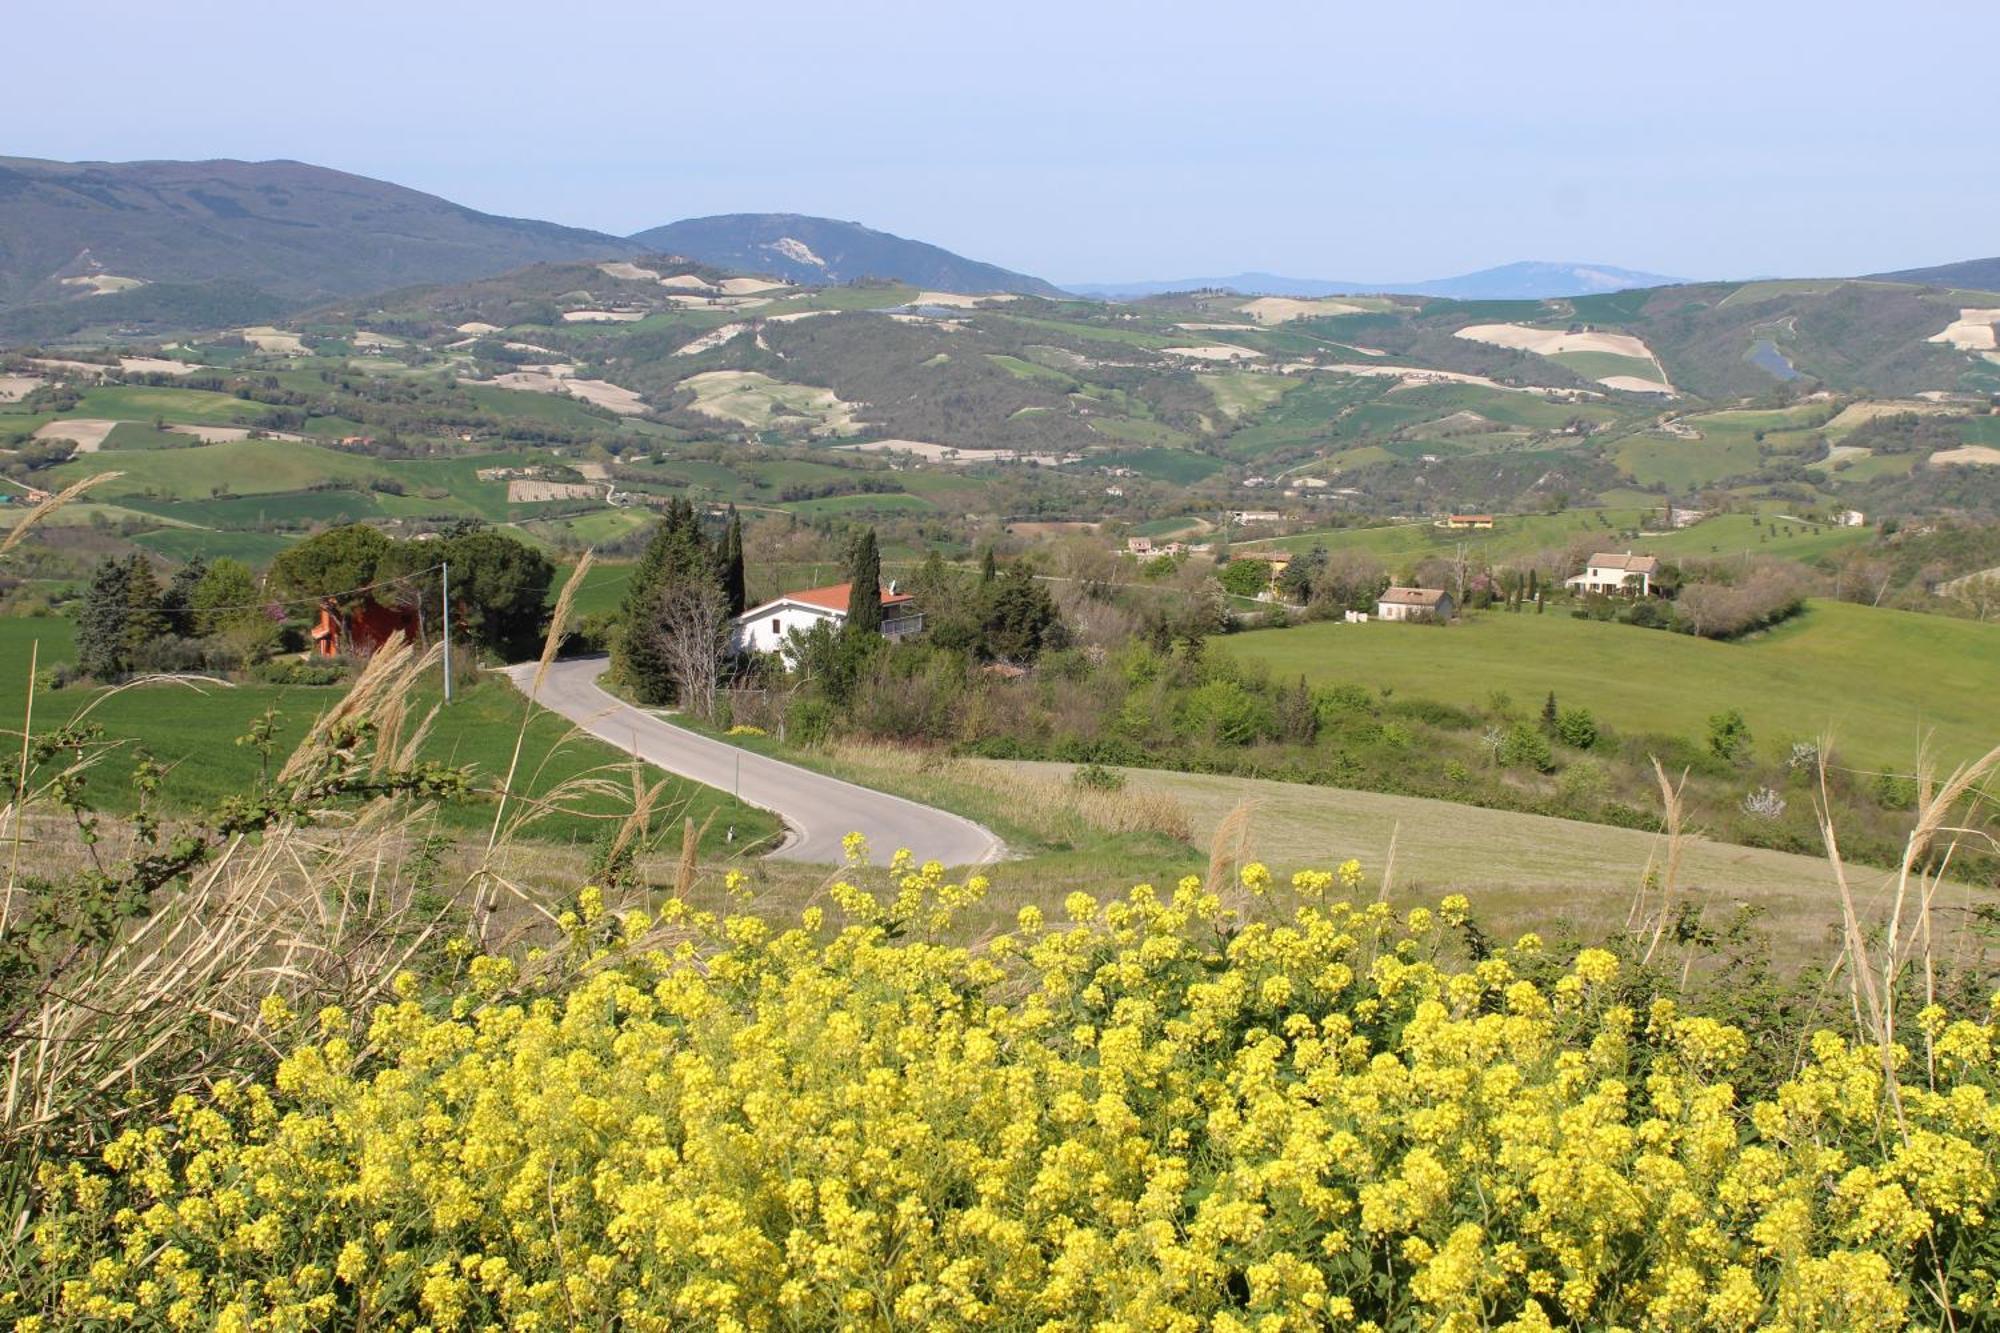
[630,214,1065,297]
[1069,261,1689,302]
[0,161,1068,338]
[0,156,629,307]
[2,154,1996,347]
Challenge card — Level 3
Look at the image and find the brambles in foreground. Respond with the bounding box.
[14,852,2000,1330]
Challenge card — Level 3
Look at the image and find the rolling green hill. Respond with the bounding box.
[1221,600,2000,769]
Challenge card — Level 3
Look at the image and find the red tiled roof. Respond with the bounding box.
[781,582,914,613]
[1586,552,1660,573]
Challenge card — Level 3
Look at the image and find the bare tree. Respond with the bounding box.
[634,579,727,721]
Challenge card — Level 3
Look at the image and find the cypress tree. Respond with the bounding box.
[846,528,882,634]
[122,555,167,664]
[721,506,746,618]
[979,546,998,584]
[77,557,134,680]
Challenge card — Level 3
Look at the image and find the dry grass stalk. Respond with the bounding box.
[1377,820,1400,904]
[0,471,122,557]
[1639,758,1690,967]
[1206,799,1255,914]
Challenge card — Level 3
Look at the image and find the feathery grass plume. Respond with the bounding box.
[1377,819,1400,903]
[1812,738,1895,1123]
[1206,798,1255,917]
[487,552,593,851]
[675,812,714,897]
[1639,757,1689,967]
[0,471,122,557]
[0,632,461,1177]
[1879,739,2000,1087]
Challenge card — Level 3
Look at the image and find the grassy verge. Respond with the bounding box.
[991,761,1996,966]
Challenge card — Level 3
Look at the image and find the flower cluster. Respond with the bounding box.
[14,860,2000,1330]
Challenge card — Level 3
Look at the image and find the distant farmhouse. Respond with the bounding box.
[1442,513,1495,530]
[1567,552,1660,597]
[1376,586,1454,622]
[732,582,923,660]
[1228,550,1294,596]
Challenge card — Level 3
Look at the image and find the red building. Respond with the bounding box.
[308,598,422,657]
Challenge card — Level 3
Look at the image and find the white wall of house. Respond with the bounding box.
[1568,564,1651,596]
[733,601,843,655]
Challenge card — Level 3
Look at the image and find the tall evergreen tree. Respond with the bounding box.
[161,556,207,639]
[720,506,746,618]
[979,546,998,584]
[845,528,882,635]
[77,557,134,680]
[122,556,167,665]
[618,500,722,705]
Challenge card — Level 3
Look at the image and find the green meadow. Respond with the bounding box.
[0,618,771,851]
[1222,599,2000,770]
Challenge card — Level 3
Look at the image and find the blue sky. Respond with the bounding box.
[11,1,1997,284]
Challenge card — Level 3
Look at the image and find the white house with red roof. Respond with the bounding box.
[732,581,923,658]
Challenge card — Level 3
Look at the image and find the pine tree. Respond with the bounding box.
[979,546,998,584]
[1527,568,1539,600]
[122,555,167,664]
[78,557,134,680]
[846,528,882,635]
[618,500,720,704]
[720,506,746,618]
[1541,690,1559,734]
[161,556,207,638]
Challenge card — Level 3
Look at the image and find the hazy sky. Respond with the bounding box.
[11,1,1997,284]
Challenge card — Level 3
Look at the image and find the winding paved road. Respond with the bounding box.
[500,657,1003,867]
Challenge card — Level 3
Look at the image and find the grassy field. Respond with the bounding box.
[1222,600,2000,769]
[1615,429,1762,490]
[1240,508,1658,563]
[131,528,300,565]
[0,617,773,852]
[1642,513,1874,562]
[993,761,1966,956]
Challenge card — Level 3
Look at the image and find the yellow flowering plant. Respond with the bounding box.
[10,855,2000,1331]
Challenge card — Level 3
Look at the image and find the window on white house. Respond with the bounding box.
[771,617,781,633]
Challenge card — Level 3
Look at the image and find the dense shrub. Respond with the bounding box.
[17,866,2000,1330]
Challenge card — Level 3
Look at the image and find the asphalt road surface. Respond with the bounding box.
[500,656,1003,867]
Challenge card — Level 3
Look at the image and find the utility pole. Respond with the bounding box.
[441,562,453,704]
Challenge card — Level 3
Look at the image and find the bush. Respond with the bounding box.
[1497,721,1555,772]
[1708,708,1753,764]
[1554,756,1609,809]
[785,696,836,748]
[1070,761,1127,792]
[1176,679,1272,746]
[249,658,348,687]
[1554,706,1599,750]
[21,875,2000,1332]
